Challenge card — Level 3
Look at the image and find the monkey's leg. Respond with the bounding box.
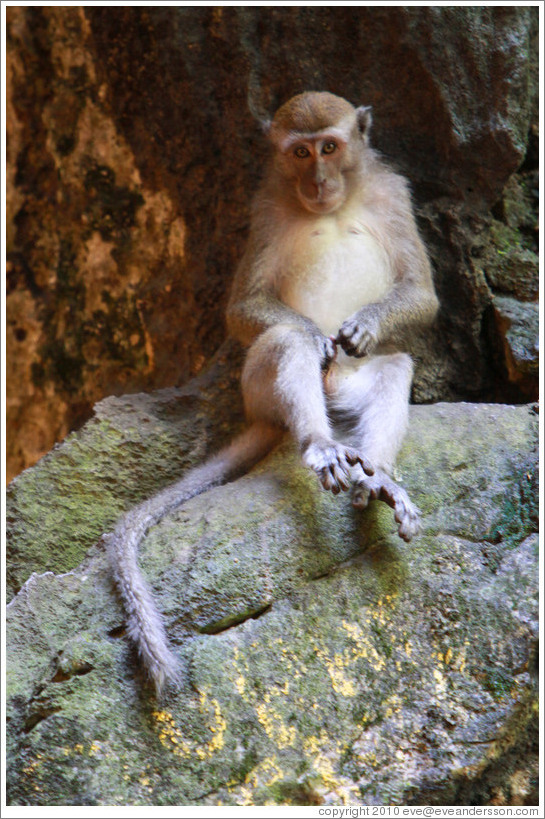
[241,324,373,494]
[331,353,420,541]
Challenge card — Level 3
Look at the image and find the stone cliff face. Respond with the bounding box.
[6,5,538,481]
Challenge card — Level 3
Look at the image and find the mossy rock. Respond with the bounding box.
[6,400,538,806]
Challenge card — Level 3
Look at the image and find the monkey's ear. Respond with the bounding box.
[356,106,373,142]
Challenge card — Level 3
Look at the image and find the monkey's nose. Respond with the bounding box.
[312,181,325,197]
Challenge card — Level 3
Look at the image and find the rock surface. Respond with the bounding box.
[5,341,246,599]
[493,297,539,383]
[6,5,539,480]
[6,394,538,806]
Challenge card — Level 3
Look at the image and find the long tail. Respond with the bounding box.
[106,422,281,695]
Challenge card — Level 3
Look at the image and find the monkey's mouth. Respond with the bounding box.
[299,191,342,214]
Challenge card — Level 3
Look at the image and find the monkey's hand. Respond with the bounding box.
[336,308,380,358]
[314,333,338,370]
[302,437,374,495]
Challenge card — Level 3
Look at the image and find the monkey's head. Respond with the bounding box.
[266,92,373,215]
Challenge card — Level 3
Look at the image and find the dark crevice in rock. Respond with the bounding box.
[24,706,62,733]
[199,602,273,635]
[51,662,94,683]
[310,568,333,581]
[107,625,126,639]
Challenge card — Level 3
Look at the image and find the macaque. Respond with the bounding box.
[107,92,439,695]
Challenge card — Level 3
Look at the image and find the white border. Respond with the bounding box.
[1,1,543,817]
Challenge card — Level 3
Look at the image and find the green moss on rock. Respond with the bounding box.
[6,400,538,806]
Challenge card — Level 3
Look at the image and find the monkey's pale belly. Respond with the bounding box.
[279,229,393,338]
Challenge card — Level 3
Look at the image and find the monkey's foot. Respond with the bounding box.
[352,470,421,542]
[302,438,374,495]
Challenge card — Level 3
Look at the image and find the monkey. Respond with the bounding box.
[106,91,439,696]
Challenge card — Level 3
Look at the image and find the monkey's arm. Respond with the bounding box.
[337,192,438,357]
[337,276,438,357]
[227,237,336,365]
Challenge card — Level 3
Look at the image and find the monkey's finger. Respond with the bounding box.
[378,485,393,505]
[340,341,359,357]
[327,458,348,488]
[334,454,357,483]
[320,337,338,369]
[354,338,375,357]
[322,461,350,494]
[398,515,420,541]
[362,459,375,476]
[325,339,338,362]
[334,328,356,347]
[332,467,351,492]
[339,326,358,341]
[320,469,336,492]
[335,448,357,474]
[345,450,374,476]
[352,485,371,509]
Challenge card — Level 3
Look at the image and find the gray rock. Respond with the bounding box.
[494,296,539,377]
[6,399,538,806]
[500,172,539,235]
[482,221,538,302]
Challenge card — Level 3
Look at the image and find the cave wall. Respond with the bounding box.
[6,5,539,482]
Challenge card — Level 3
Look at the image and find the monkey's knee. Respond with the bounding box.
[242,358,276,425]
[241,324,323,424]
[389,352,413,382]
[246,324,317,364]
[374,352,413,387]
[374,352,414,406]
[242,325,318,387]
[241,326,294,423]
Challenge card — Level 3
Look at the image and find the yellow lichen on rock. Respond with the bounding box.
[255,703,296,749]
[152,694,226,762]
[341,619,386,673]
[303,732,361,804]
[195,690,227,758]
[151,710,191,759]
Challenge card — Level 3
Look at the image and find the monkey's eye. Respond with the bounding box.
[322,141,337,155]
[294,146,310,159]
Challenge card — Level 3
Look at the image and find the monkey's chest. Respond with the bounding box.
[278,223,393,337]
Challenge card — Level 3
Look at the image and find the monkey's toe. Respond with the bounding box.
[352,473,421,541]
[395,502,421,542]
[352,484,372,509]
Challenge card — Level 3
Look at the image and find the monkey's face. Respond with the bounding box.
[275,133,359,215]
[268,95,367,215]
